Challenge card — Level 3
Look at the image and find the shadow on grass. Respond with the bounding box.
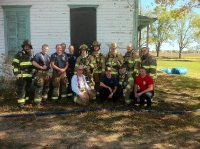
[0,110,199,148]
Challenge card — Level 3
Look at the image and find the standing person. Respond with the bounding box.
[32,44,51,106]
[75,44,95,89]
[140,47,157,80]
[50,44,69,103]
[123,44,140,78]
[12,39,35,109]
[117,64,134,105]
[99,67,120,103]
[90,41,106,98]
[61,43,67,54]
[133,67,154,109]
[105,43,123,78]
[71,65,96,106]
[66,45,78,98]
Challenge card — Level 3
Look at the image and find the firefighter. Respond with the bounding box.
[105,43,124,78]
[50,44,69,103]
[90,41,106,98]
[71,65,96,106]
[117,64,134,105]
[32,44,51,106]
[123,44,140,79]
[66,45,78,99]
[75,44,96,100]
[12,39,35,109]
[140,47,157,80]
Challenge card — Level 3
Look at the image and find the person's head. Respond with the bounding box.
[56,44,62,55]
[61,43,66,53]
[139,67,147,77]
[141,47,149,56]
[127,44,133,52]
[105,67,112,78]
[79,44,88,55]
[42,44,49,54]
[92,41,101,51]
[77,65,84,75]
[21,40,32,53]
[68,45,74,54]
[109,42,118,53]
[119,64,126,73]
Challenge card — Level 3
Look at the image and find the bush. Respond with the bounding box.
[0,53,17,101]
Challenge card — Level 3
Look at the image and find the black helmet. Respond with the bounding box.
[21,39,33,49]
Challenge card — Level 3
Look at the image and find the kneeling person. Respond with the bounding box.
[71,65,96,106]
[118,64,134,105]
[99,67,120,103]
[134,67,154,109]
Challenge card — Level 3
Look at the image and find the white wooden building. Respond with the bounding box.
[0,0,156,62]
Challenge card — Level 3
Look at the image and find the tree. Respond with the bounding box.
[191,13,200,37]
[173,12,197,58]
[147,6,174,57]
[155,0,200,36]
[155,0,200,12]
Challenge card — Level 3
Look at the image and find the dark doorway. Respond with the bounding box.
[70,7,96,55]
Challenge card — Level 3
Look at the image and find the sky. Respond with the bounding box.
[140,0,200,51]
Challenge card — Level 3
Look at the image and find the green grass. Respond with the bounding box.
[157,59,200,79]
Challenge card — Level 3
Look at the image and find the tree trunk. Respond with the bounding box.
[156,42,161,57]
[179,49,182,59]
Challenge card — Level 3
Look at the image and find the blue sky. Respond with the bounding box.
[140,0,199,51]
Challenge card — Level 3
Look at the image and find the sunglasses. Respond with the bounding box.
[141,50,146,52]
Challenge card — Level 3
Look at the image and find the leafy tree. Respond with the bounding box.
[191,13,200,37]
[173,12,197,58]
[147,6,174,57]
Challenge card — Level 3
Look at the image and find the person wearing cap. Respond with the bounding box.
[105,42,124,78]
[99,67,120,103]
[32,44,51,106]
[71,65,96,105]
[117,64,134,105]
[66,45,78,99]
[50,44,69,103]
[12,39,35,109]
[90,41,106,98]
[140,47,157,80]
[123,44,140,79]
[75,44,96,93]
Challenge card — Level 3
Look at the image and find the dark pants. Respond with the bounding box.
[132,91,154,106]
[16,77,32,105]
[67,69,74,93]
[99,86,120,102]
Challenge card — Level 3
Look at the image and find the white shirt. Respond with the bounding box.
[71,74,91,96]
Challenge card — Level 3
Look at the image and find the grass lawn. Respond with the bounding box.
[0,53,200,149]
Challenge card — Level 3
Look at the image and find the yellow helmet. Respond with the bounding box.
[109,42,118,49]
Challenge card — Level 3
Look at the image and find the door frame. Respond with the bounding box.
[68,4,99,45]
[1,5,31,55]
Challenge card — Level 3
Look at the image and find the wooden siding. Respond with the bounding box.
[0,0,133,59]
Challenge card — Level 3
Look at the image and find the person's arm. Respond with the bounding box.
[100,82,112,93]
[71,75,81,96]
[51,61,62,71]
[32,61,46,70]
[63,61,69,71]
[138,84,153,96]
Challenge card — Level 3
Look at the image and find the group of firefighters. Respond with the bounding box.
[12,39,157,109]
